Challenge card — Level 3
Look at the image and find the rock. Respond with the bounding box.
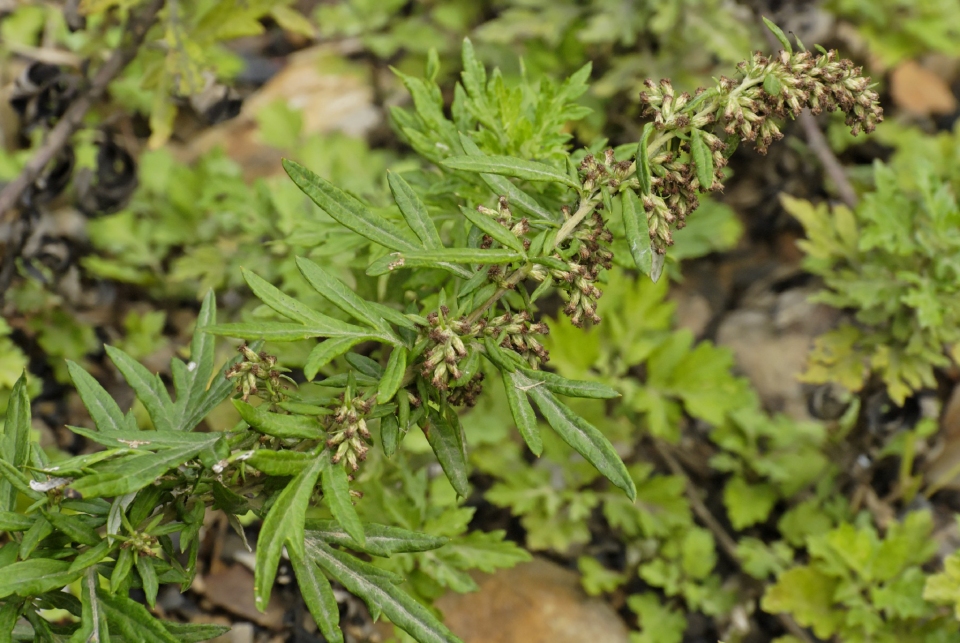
[434,558,630,643]
[890,60,957,117]
[199,564,285,630]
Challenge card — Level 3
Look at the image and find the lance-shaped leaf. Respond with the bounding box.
[526,386,636,500]
[305,337,367,381]
[104,346,174,433]
[242,267,338,327]
[0,373,31,511]
[306,539,463,643]
[423,411,468,497]
[67,363,126,433]
[620,190,654,276]
[97,592,179,643]
[377,348,407,404]
[160,622,232,643]
[636,123,653,195]
[71,568,110,643]
[503,371,542,456]
[0,559,84,598]
[247,450,314,477]
[296,258,394,336]
[289,545,344,643]
[387,171,442,249]
[205,321,389,344]
[381,414,401,457]
[234,400,324,439]
[690,128,714,191]
[458,134,556,222]
[255,456,324,609]
[182,340,263,435]
[171,289,218,432]
[519,368,620,399]
[306,521,447,557]
[459,206,526,253]
[322,460,365,547]
[763,16,793,53]
[69,439,219,498]
[367,248,523,277]
[442,155,579,189]
[0,512,34,531]
[66,425,220,450]
[283,159,419,251]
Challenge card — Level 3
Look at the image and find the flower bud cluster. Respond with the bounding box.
[478,196,531,250]
[225,344,290,404]
[323,394,374,472]
[579,149,634,192]
[484,310,550,369]
[551,212,613,326]
[420,306,481,391]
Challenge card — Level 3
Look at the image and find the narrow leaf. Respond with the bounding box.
[526,386,636,500]
[307,540,462,643]
[283,159,418,251]
[234,400,324,439]
[67,363,126,433]
[160,622,232,643]
[367,248,523,277]
[296,257,392,334]
[246,450,314,477]
[636,123,653,195]
[205,321,387,343]
[255,456,324,609]
[519,369,620,399]
[387,172,442,249]
[242,268,337,327]
[0,559,83,598]
[423,411,468,497]
[503,371,542,456]
[0,373,31,511]
[305,521,447,557]
[380,414,400,458]
[305,337,365,381]
[71,568,109,643]
[69,441,218,498]
[762,16,793,53]
[104,346,174,433]
[289,546,344,643]
[181,340,263,435]
[136,555,159,608]
[172,289,217,432]
[690,128,714,191]
[377,348,407,404]
[620,190,654,276]
[460,206,526,252]
[97,591,179,643]
[442,155,579,189]
[322,460,365,547]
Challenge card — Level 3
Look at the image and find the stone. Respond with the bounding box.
[434,558,630,643]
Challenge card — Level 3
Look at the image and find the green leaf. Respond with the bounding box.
[0,458,42,502]
[296,257,393,334]
[171,289,218,432]
[66,425,220,450]
[67,362,126,433]
[636,123,653,196]
[234,400,324,439]
[306,521,447,557]
[381,414,400,457]
[182,340,263,435]
[205,321,387,343]
[0,559,83,598]
[762,16,793,53]
[377,348,407,404]
[763,74,782,96]
[442,155,580,189]
[283,159,418,251]
[460,206,526,253]
[136,555,159,608]
[627,593,686,643]
[526,386,636,500]
[723,477,778,530]
[104,346,174,433]
[305,337,366,381]
[289,546,344,643]
[160,622,231,643]
[0,600,20,642]
[619,190,654,276]
[246,450,314,477]
[44,511,100,546]
[306,539,462,643]
[503,371,542,456]
[0,372,31,511]
[97,591,179,643]
[762,567,841,639]
[68,539,113,573]
[519,368,620,399]
[387,172,442,249]
[69,439,219,498]
[690,129,714,191]
[111,547,134,592]
[255,455,324,610]
[322,459,365,547]
[71,568,110,643]
[424,410,469,497]
[242,267,338,327]
[458,134,557,222]
[367,248,523,276]
[0,511,34,531]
